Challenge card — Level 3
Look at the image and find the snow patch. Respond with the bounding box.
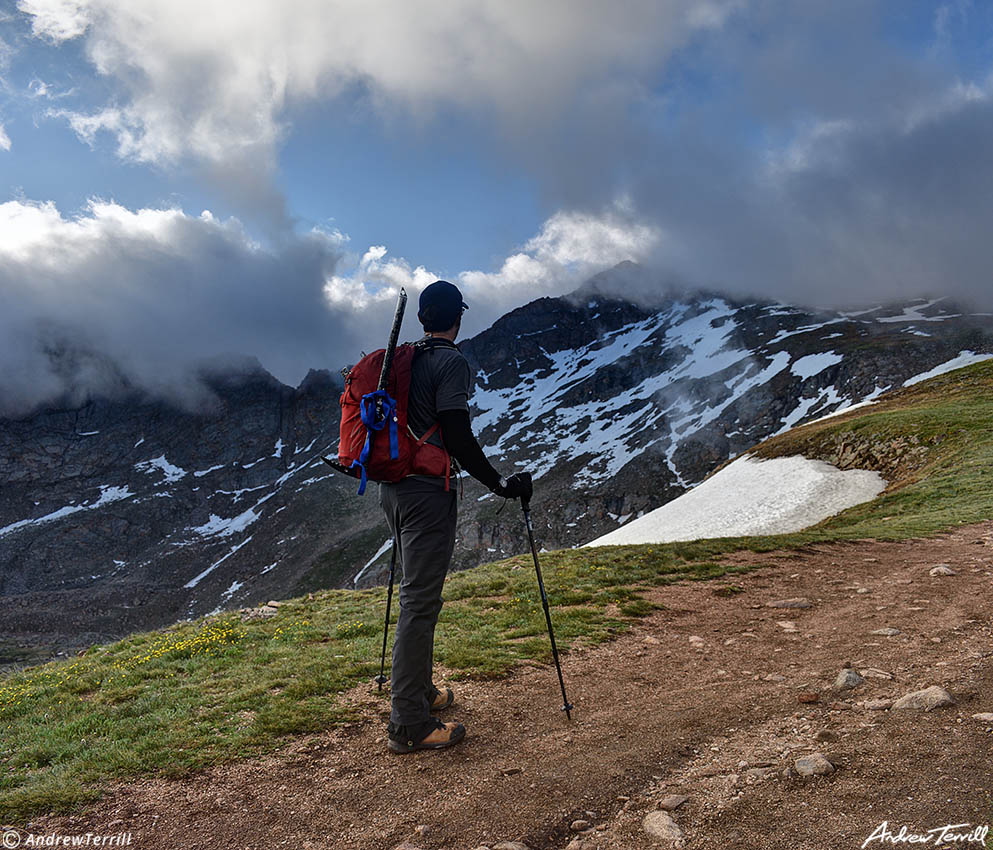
[586,454,886,546]
[875,298,958,323]
[353,538,395,586]
[135,455,187,484]
[184,537,253,588]
[293,473,334,491]
[809,385,889,424]
[192,508,260,539]
[790,351,843,380]
[0,485,134,539]
[775,385,845,434]
[903,350,993,386]
[220,580,243,602]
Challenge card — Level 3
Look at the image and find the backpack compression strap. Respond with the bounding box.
[351,388,400,495]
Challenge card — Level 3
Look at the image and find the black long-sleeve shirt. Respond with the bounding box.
[438,408,501,490]
[406,337,502,490]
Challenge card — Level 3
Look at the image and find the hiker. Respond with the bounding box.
[381,279,531,753]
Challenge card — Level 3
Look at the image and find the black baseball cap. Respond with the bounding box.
[418,280,469,331]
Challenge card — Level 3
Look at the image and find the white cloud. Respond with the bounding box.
[0,123,10,151]
[0,195,658,416]
[327,200,661,336]
[17,0,89,41]
[16,0,734,169]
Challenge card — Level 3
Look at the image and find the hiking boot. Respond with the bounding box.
[387,717,466,754]
[430,686,454,712]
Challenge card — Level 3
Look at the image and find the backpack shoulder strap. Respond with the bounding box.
[412,336,460,355]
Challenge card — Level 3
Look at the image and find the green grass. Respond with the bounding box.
[2,360,993,823]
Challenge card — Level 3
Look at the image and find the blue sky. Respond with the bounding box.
[1,0,992,413]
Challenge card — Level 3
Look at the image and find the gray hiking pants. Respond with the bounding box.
[378,477,458,726]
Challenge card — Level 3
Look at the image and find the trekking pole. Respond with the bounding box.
[519,476,574,719]
[374,539,398,690]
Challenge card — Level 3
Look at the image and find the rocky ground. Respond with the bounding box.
[18,523,993,850]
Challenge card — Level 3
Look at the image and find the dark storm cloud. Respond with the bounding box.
[497,1,993,310]
[0,201,407,417]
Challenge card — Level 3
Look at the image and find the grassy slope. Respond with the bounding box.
[2,361,992,822]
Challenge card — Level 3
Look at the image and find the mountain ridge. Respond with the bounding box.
[3,264,993,664]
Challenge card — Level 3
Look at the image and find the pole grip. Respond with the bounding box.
[520,470,534,510]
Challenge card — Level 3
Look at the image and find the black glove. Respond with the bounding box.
[493,472,533,502]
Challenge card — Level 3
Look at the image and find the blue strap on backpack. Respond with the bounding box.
[352,389,400,495]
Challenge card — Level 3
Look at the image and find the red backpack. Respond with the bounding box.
[338,341,452,494]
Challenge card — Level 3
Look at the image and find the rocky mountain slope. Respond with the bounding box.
[2,263,992,660]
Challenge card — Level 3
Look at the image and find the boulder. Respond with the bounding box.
[892,686,954,711]
[794,753,835,776]
[643,811,684,844]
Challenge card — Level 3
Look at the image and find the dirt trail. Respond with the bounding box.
[25,524,993,850]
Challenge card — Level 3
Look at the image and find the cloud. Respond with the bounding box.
[11,0,993,319]
[15,0,734,169]
[0,199,346,416]
[0,198,654,417]
[327,200,661,336]
[626,63,993,310]
[0,123,10,150]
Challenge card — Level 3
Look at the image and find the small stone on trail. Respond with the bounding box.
[864,699,893,711]
[688,635,705,645]
[815,729,838,742]
[870,627,901,636]
[766,597,812,608]
[929,564,957,576]
[971,713,993,722]
[892,686,955,711]
[500,767,522,776]
[566,840,596,850]
[794,753,835,776]
[798,691,820,704]
[777,621,799,632]
[493,843,531,850]
[862,668,893,679]
[414,825,429,836]
[744,766,775,780]
[643,810,684,843]
[763,673,786,682]
[834,668,864,690]
[658,794,688,811]
[570,820,590,832]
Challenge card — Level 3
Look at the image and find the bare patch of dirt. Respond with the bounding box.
[23,524,993,850]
